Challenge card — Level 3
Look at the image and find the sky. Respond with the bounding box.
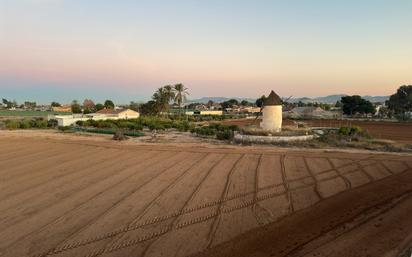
[1,0,412,104]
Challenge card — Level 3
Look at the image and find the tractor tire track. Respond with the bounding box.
[205,154,244,249]
[45,152,208,257]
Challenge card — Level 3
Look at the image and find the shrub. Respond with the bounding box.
[113,130,128,141]
[148,123,165,131]
[129,123,144,130]
[335,125,371,142]
[350,125,363,135]
[58,126,72,132]
[117,121,137,130]
[48,119,58,128]
[338,126,351,136]
[4,118,50,130]
[338,126,363,136]
[216,130,233,140]
[5,120,20,130]
[191,123,238,140]
[34,119,48,128]
[194,126,215,136]
[19,120,31,129]
[172,120,192,132]
[76,120,85,126]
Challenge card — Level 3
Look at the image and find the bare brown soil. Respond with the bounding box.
[222,118,412,143]
[0,131,411,257]
[193,169,412,257]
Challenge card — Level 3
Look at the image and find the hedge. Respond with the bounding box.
[72,127,144,137]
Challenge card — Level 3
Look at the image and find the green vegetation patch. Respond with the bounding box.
[76,116,194,132]
[0,110,71,117]
[191,123,239,140]
[68,127,144,137]
[3,118,56,130]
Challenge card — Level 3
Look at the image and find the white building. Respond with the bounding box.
[260,91,283,132]
[185,110,223,116]
[51,109,140,126]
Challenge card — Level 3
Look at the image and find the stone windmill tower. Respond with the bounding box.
[260,90,283,132]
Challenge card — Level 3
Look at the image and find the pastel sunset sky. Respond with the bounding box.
[1,0,411,103]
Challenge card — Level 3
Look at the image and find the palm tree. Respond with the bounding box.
[173,83,189,115]
[163,85,175,107]
[152,87,165,115]
[152,85,175,116]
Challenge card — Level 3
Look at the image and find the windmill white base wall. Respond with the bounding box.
[260,105,282,132]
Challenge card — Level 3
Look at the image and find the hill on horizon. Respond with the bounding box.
[187,95,389,104]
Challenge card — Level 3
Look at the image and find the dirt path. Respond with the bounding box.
[0,132,411,257]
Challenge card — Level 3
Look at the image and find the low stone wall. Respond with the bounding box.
[234,133,314,144]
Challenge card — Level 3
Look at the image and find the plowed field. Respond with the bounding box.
[0,134,411,257]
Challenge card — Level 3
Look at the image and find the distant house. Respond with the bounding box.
[241,106,261,113]
[95,108,140,119]
[52,105,72,113]
[194,104,208,111]
[51,108,140,126]
[185,110,223,116]
[224,106,241,113]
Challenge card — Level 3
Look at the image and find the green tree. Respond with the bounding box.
[71,100,82,114]
[152,87,166,114]
[341,96,360,115]
[221,99,239,109]
[358,100,375,114]
[95,103,104,111]
[164,85,175,108]
[51,102,61,107]
[240,100,251,106]
[387,85,412,120]
[104,100,115,109]
[140,100,159,115]
[128,101,140,112]
[152,85,175,115]
[2,98,17,108]
[187,102,201,110]
[341,96,375,116]
[255,95,266,108]
[335,100,342,108]
[173,83,189,115]
[24,101,36,109]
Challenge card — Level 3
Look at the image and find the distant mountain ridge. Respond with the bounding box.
[289,95,389,104]
[188,95,389,104]
[187,97,257,104]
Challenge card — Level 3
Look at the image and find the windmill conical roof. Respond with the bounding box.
[264,90,282,106]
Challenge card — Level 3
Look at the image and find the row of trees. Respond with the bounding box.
[2,99,36,109]
[334,85,412,119]
[220,99,253,109]
[70,99,115,114]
